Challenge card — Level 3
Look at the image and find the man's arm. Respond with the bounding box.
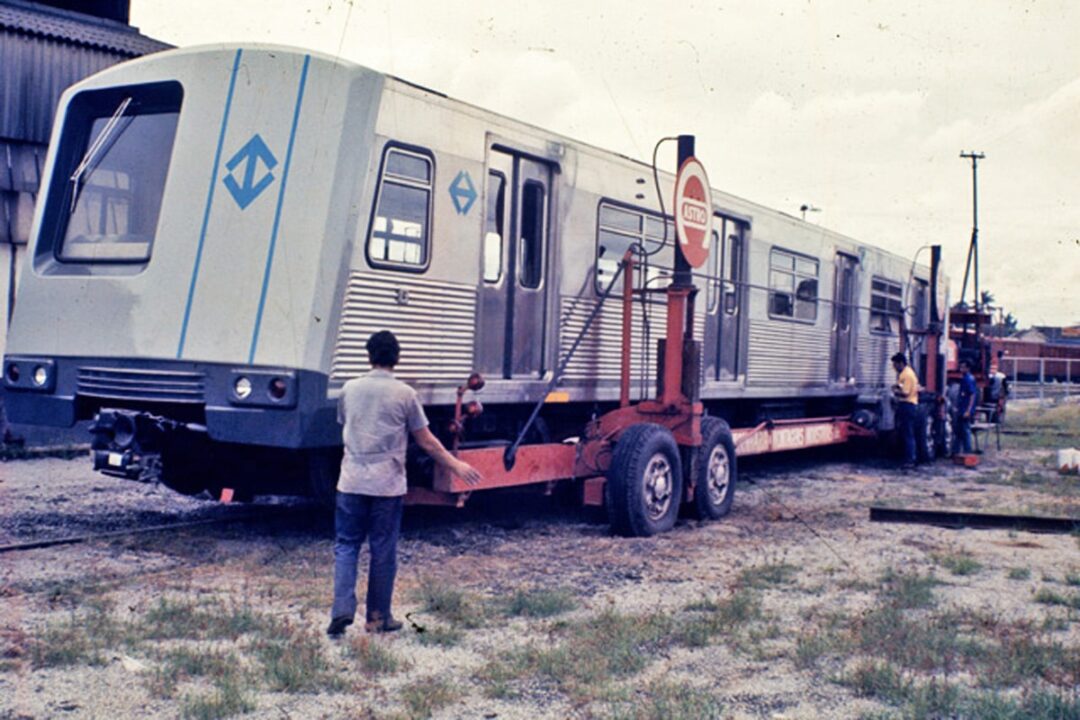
[411,426,483,486]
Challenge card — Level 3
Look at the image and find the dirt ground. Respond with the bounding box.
[1,402,1079,719]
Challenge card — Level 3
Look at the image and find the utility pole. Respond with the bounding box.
[959,151,985,310]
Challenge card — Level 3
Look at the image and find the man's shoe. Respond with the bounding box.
[365,616,403,633]
[326,616,353,638]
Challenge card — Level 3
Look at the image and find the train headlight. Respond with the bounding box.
[32,365,49,387]
[234,376,253,400]
[5,363,19,383]
[268,377,288,400]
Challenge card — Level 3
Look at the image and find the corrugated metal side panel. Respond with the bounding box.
[557,296,707,385]
[331,273,477,385]
[745,320,830,386]
[0,5,169,55]
[0,30,130,143]
[857,334,895,388]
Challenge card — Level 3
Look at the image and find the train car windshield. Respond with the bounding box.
[46,81,183,265]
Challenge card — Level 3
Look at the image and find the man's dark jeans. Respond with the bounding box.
[332,492,404,624]
[896,401,918,466]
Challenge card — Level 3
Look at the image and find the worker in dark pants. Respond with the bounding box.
[955,359,978,454]
[328,330,482,637]
[891,352,920,471]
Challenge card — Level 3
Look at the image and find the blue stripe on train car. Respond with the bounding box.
[178,48,243,359]
[248,54,311,364]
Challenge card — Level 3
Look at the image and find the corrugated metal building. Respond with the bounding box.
[1,0,168,436]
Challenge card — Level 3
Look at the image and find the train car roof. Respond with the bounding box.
[96,42,929,275]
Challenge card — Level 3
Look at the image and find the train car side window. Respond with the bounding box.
[871,277,904,333]
[595,201,672,293]
[768,248,818,322]
[519,181,545,289]
[42,81,183,266]
[367,146,433,270]
[483,172,505,283]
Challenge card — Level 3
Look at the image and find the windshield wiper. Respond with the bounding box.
[69,96,133,211]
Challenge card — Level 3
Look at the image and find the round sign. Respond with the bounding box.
[673,157,713,268]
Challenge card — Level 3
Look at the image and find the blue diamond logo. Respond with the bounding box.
[223,134,278,210]
[449,170,477,215]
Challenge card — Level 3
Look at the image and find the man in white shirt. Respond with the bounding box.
[328,331,482,636]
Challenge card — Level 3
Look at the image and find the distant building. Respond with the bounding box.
[1,0,170,353]
[1014,325,1080,346]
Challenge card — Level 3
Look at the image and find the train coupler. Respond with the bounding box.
[89,409,205,482]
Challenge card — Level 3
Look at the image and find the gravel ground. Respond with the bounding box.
[2,418,1079,719]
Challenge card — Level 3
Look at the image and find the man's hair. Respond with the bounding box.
[891,352,907,365]
[366,330,401,367]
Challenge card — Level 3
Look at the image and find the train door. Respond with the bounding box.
[705,215,745,381]
[475,148,550,379]
[830,253,858,382]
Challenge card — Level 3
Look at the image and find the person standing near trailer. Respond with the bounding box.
[955,360,978,454]
[891,353,920,470]
[328,331,482,637]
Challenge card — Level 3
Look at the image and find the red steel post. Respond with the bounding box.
[620,250,635,408]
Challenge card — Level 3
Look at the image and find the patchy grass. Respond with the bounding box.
[879,568,940,609]
[1008,567,1032,581]
[396,677,459,719]
[413,577,487,629]
[738,561,799,589]
[934,552,983,576]
[344,635,407,676]
[604,680,725,720]
[141,597,269,641]
[179,674,254,720]
[1034,587,1080,610]
[147,647,240,699]
[28,599,135,668]
[414,624,463,648]
[502,586,577,618]
[251,620,344,693]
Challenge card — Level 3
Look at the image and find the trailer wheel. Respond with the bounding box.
[306,447,343,507]
[605,423,683,537]
[693,417,737,520]
[937,410,956,458]
[918,405,935,462]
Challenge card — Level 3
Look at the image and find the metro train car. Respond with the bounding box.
[2,44,944,501]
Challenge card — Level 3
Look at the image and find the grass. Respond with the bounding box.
[251,620,344,693]
[604,680,725,720]
[1008,567,1032,581]
[1034,587,1080,610]
[147,647,240,699]
[141,597,268,641]
[934,552,983,576]
[477,587,768,703]
[502,586,577,618]
[879,568,940,609]
[413,577,487,629]
[738,561,799,589]
[397,677,459,719]
[345,635,407,675]
[414,624,464,648]
[179,674,255,720]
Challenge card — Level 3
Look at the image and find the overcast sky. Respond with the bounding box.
[130,0,1079,328]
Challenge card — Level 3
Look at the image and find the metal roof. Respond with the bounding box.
[0,1,169,55]
[0,1,171,144]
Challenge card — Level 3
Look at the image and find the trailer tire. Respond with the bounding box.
[937,410,956,458]
[693,417,737,520]
[918,405,935,463]
[605,423,683,537]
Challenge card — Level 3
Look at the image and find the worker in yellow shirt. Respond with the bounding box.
[891,352,920,470]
